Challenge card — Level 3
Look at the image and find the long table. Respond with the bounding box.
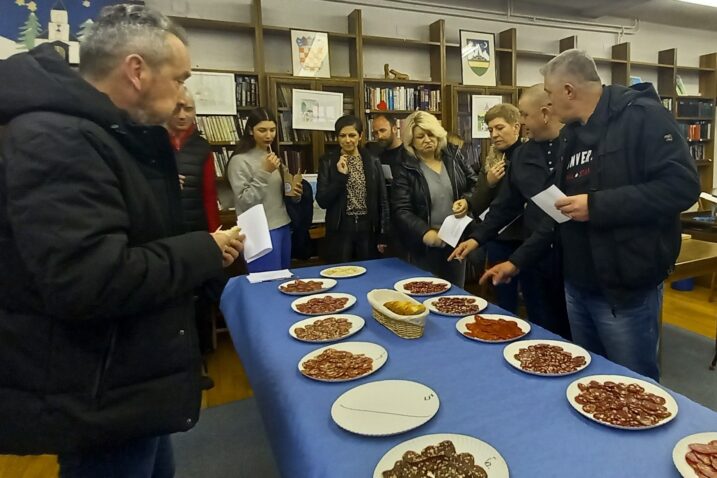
[221,258,717,478]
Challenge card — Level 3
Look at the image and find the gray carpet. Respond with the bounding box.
[172,324,716,478]
[661,323,717,411]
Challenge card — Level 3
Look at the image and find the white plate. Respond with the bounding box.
[424,295,488,317]
[289,314,365,343]
[456,314,531,343]
[503,340,591,377]
[290,292,357,316]
[673,432,717,477]
[373,433,510,478]
[278,278,337,296]
[331,380,439,436]
[298,341,388,383]
[394,277,452,297]
[566,374,679,430]
[320,265,367,278]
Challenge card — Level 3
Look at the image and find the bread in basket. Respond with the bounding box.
[367,289,429,339]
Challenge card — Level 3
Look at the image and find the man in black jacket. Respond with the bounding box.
[0,5,243,476]
[478,50,700,380]
[450,85,570,339]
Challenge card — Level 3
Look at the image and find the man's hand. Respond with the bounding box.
[211,227,246,267]
[178,174,186,190]
[479,261,519,285]
[422,230,444,248]
[447,239,479,262]
[555,194,589,221]
[486,160,506,187]
[452,199,468,218]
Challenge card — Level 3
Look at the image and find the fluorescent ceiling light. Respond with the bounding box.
[677,0,717,7]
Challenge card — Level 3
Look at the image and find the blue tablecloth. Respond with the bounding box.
[220,258,717,478]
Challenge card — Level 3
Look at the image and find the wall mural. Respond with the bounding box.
[0,0,138,63]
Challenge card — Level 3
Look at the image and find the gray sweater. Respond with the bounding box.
[227,148,291,230]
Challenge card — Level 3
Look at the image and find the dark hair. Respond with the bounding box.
[334,115,364,136]
[372,113,398,127]
[234,108,278,155]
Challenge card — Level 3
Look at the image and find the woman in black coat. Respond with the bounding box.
[316,115,390,263]
[392,111,478,286]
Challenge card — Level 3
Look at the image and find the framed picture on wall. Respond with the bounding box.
[292,89,343,131]
[291,30,331,78]
[471,95,502,138]
[460,30,497,87]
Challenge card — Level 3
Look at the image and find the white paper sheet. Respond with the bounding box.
[530,185,571,224]
[700,192,717,204]
[246,269,294,284]
[381,164,393,180]
[236,205,273,263]
[438,215,474,248]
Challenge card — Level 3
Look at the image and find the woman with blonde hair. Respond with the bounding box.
[391,111,478,286]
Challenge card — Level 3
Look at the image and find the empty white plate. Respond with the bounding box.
[331,380,439,436]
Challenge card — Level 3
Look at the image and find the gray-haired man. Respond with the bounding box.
[0,5,243,476]
[480,49,699,381]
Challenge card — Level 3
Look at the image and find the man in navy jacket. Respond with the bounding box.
[476,50,699,380]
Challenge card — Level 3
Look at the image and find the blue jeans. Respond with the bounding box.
[59,435,174,478]
[564,282,663,381]
[247,224,292,273]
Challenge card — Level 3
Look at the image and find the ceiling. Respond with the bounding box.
[427,0,717,31]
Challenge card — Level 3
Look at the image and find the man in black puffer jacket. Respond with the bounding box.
[0,5,243,476]
[479,50,700,381]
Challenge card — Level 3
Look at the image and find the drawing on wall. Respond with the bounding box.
[460,30,497,87]
[471,95,502,139]
[0,0,133,63]
[291,29,331,78]
[292,89,343,131]
[185,72,238,115]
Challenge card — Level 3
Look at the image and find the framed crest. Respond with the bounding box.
[291,29,331,78]
[460,30,496,87]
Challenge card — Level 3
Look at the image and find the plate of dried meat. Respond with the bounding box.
[289,314,365,343]
[423,295,488,317]
[566,374,678,430]
[291,293,356,316]
[394,277,451,297]
[503,340,591,377]
[298,341,388,383]
[278,278,336,296]
[373,433,509,478]
[456,314,530,343]
[672,432,717,478]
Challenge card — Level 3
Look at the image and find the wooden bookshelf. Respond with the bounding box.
[171,0,717,195]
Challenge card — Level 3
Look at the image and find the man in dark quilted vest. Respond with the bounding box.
[167,87,223,354]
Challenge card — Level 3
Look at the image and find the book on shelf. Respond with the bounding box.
[678,121,711,141]
[211,146,234,178]
[278,111,311,143]
[196,115,246,144]
[689,144,706,162]
[364,85,441,112]
[661,98,673,111]
[236,75,258,108]
[677,98,715,118]
[282,150,305,175]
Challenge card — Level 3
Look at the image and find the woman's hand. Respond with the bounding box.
[452,199,468,218]
[486,160,506,187]
[337,155,349,175]
[262,152,281,173]
[422,230,444,248]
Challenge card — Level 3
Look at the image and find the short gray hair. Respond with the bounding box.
[79,4,187,79]
[540,49,601,84]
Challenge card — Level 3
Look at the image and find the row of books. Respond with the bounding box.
[236,76,259,108]
[211,147,234,177]
[197,115,244,144]
[278,111,312,143]
[679,121,711,141]
[689,144,708,162]
[676,98,715,119]
[364,86,441,112]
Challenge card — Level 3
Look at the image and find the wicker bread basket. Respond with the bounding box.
[366,289,429,339]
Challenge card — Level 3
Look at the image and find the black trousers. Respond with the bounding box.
[328,215,377,263]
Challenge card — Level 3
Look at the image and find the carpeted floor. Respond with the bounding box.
[172,323,717,478]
